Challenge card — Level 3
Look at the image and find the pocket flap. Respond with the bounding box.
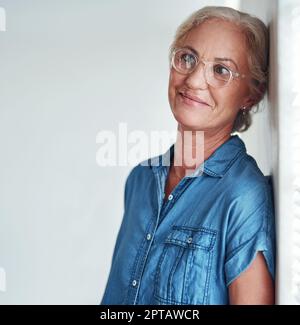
[165,226,216,251]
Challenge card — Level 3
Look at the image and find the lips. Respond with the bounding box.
[179,91,210,106]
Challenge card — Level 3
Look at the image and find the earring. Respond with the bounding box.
[241,106,247,116]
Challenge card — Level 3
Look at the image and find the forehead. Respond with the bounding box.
[180,19,248,70]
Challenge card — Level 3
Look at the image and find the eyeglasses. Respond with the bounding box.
[171,47,247,88]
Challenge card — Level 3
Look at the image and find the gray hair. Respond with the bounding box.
[169,6,269,133]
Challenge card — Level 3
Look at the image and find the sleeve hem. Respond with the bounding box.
[225,233,275,286]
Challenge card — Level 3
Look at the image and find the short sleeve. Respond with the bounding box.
[224,180,276,287]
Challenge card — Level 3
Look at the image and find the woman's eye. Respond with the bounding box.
[214,64,230,75]
[181,54,196,68]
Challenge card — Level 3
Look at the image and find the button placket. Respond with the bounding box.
[129,217,159,304]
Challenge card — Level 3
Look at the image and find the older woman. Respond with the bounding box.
[101,6,275,305]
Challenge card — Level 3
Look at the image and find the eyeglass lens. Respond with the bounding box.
[172,49,232,87]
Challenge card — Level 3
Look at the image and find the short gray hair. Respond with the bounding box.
[169,6,269,133]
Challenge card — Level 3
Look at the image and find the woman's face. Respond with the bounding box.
[168,19,253,133]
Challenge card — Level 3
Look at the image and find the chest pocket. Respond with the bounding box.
[154,225,217,305]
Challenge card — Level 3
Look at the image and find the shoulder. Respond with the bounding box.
[123,158,155,197]
[224,152,274,233]
[126,158,153,183]
[226,151,272,204]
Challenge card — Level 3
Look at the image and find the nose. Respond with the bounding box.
[184,61,209,90]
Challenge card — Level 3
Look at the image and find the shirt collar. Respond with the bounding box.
[147,135,246,178]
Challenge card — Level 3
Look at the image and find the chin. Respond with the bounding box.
[170,102,211,131]
[171,109,208,131]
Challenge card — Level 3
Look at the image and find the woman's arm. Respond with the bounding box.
[228,252,275,305]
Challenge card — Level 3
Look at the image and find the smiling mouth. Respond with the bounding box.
[178,92,210,107]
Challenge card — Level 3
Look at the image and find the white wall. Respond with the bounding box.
[275,0,300,305]
[238,0,277,177]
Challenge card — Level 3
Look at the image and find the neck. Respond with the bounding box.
[172,124,232,178]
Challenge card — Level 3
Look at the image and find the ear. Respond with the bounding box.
[256,81,267,95]
[241,82,267,108]
[240,95,255,109]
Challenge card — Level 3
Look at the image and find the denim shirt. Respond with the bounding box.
[101,135,276,305]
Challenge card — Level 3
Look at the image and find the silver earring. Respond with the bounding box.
[241,106,247,116]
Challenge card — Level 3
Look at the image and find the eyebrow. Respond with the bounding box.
[184,45,239,69]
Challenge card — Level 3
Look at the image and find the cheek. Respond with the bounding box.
[168,74,174,104]
[168,72,186,105]
[214,86,243,112]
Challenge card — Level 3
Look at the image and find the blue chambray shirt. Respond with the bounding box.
[101,135,276,305]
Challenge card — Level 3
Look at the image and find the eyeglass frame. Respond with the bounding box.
[170,47,248,88]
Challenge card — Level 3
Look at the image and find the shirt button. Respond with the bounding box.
[146,234,151,241]
[168,194,174,201]
[187,237,193,244]
[132,280,137,287]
